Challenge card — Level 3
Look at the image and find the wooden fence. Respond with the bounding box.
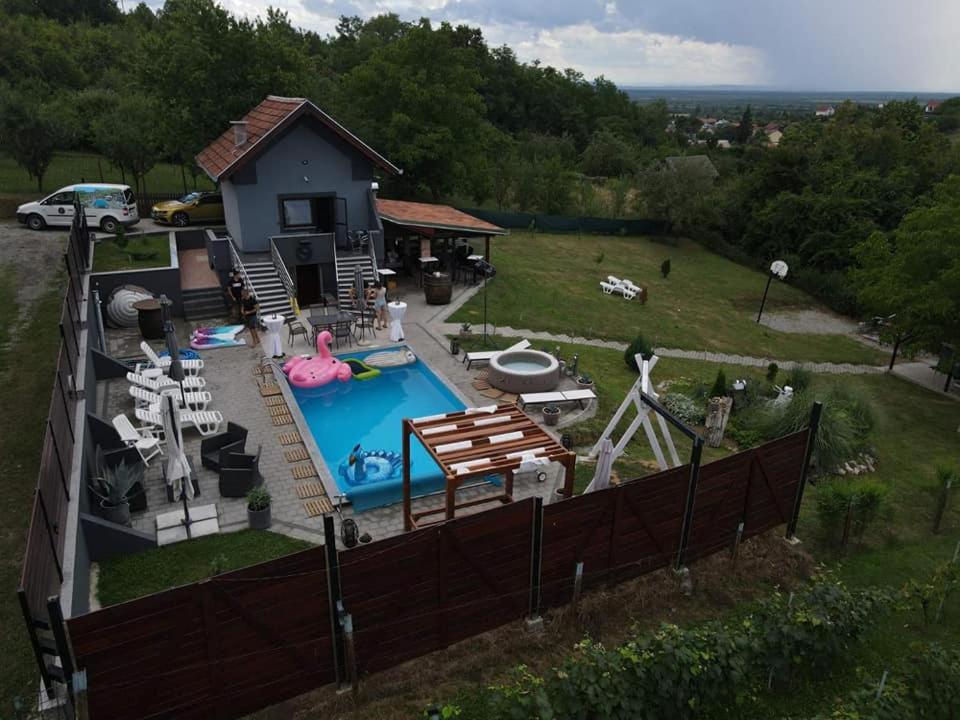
[64,429,812,720]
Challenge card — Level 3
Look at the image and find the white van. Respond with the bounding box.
[16,184,140,233]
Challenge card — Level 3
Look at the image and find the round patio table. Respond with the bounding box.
[262,313,285,358]
[309,311,354,344]
[133,298,163,340]
[388,301,407,342]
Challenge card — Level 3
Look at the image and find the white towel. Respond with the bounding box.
[422,423,458,436]
[413,412,450,424]
[437,440,472,454]
[489,431,524,444]
[474,415,511,427]
[506,446,547,459]
[450,457,492,473]
[465,405,497,415]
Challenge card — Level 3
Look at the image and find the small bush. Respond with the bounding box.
[709,368,728,398]
[624,334,653,372]
[726,421,763,449]
[784,366,813,393]
[660,258,671,278]
[246,486,271,511]
[814,479,889,547]
[662,393,706,426]
[766,362,779,382]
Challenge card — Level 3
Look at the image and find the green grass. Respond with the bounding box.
[96,530,315,607]
[452,232,888,365]
[0,274,64,715]
[0,151,215,196]
[92,233,172,272]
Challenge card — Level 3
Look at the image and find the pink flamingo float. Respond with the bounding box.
[282,330,353,389]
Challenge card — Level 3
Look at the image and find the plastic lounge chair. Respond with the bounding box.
[518,391,565,409]
[128,385,211,412]
[218,445,263,497]
[463,339,531,370]
[139,342,204,376]
[600,280,619,295]
[135,407,224,436]
[111,414,163,464]
[201,422,249,471]
[621,286,637,301]
[561,389,597,408]
[127,371,206,392]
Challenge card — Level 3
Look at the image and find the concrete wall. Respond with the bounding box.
[92,231,184,315]
[224,117,377,253]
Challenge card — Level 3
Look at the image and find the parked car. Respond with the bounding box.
[151,192,224,227]
[16,184,139,233]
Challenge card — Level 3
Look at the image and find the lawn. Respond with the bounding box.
[0,151,215,196]
[451,232,888,365]
[0,274,63,716]
[92,232,172,272]
[96,530,315,607]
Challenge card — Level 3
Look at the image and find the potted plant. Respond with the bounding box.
[542,405,561,426]
[247,486,272,530]
[459,322,472,338]
[576,373,594,389]
[89,459,145,526]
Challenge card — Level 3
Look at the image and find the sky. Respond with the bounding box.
[205,0,960,92]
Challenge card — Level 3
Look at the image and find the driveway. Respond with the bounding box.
[0,220,68,316]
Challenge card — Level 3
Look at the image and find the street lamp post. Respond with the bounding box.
[756,260,789,324]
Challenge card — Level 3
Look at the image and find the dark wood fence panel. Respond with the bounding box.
[340,526,442,675]
[686,431,808,561]
[68,547,332,720]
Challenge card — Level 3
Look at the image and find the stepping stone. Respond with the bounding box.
[268,404,290,417]
[500,392,518,404]
[479,388,504,399]
[271,413,293,426]
[292,463,318,480]
[253,365,273,376]
[284,446,310,463]
[303,497,333,517]
[295,482,325,499]
[265,395,286,407]
[476,369,489,380]
[472,379,491,391]
[259,383,282,397]
[278,431,302,445]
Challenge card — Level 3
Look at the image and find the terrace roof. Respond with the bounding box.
[376,198,508,237]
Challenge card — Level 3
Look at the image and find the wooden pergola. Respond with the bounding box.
[402,403,576,530]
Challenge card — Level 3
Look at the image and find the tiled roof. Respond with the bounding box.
[196,95,400,181]
[376,199,508,236]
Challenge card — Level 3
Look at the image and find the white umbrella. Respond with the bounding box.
[162,393,195,501]
[584,437,614,493]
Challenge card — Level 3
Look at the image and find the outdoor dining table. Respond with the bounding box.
[261,313,285,358]
[388,300,407,342]
[309,311,354,343]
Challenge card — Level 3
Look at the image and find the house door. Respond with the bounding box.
[296,264,321,306]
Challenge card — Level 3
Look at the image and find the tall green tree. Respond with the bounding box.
[92,93,162,198]
[0,86,77,191]
[735,105,753,145]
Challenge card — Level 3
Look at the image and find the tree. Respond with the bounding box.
[580,129,635,177]
[853,175,960,357]
[92,93,162,198]
[0,87,76,191]
[636,161,718,236]
[735,105,753,145]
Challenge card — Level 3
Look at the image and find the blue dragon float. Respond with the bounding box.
[338,444,405,486]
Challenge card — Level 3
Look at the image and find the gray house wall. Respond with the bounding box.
[222,117,377,253]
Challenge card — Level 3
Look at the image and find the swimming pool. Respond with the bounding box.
[288,347,465,511]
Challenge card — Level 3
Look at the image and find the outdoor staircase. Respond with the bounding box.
[335,254,378,307]
[244,261,295,321]
[182,287,229,321]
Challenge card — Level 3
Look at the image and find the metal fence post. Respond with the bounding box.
[527,496,544,622]
[675,437,704,569]
[48,424,71,501]
[18,588,55,699]
[72,669,89,720]
[46,596,75,703]
[323,515,345,688]
[37,490,64,582]
[786,401,823,539]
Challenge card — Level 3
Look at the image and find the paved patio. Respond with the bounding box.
[97,277,590,549]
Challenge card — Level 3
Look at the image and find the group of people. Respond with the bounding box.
[226,269,261,345]
[349,281,389,330]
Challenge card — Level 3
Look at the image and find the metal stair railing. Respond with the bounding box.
[227,237,257,301]
[270,239,297,302]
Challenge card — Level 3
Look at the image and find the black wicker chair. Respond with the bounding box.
[200,422,248,471]
[218,445,263,498]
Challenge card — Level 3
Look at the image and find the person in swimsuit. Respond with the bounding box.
[373,283,388,330]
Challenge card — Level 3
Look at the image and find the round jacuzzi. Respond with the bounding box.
[488,349,561,394]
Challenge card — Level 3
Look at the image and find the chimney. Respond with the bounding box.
[230,120,248,148]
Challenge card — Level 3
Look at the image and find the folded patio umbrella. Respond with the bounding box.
[584,437,614,493]
[162,391,196,501]
[160,295,187,405]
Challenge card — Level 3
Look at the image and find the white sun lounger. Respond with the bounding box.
[519,389,597,409]
[135,408,224,436]
[112,414,163,464]
[139,341,204,376]
[127,371,206,391]
[463,339,531,370]
[600,280,620,295]
[128,385,212,412]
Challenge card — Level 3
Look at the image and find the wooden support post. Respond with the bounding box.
[504,468,514,501]
[528,497,544,621]
[341,612,358,697]
[562,454,576,498]
[73,669,89,720]
[445,475,456,521]
[323,515,345,688]
[787,401,823,540]
[402,420,412,531]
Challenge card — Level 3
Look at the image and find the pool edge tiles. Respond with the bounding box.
[281,344,471,512]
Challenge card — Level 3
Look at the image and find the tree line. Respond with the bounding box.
[1,0,959,347]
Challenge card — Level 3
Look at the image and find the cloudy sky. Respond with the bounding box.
[215,0,960,91]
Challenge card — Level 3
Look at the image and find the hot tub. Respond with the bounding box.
[488,349,560,394]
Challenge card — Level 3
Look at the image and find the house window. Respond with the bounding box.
[281,198,315,229]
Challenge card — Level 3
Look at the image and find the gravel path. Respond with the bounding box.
[0,221,67,330]
[758,309,858,335]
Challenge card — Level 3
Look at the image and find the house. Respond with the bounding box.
[715,139,732,150]
[925,99,943,114]
[766,129,784,147]
[664,155,719,180]
[814,105,836,118]
[764,122,781,134]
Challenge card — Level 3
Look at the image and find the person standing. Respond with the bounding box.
[373,282,388,330]
[227,270,244,321]
[240,287,260,346]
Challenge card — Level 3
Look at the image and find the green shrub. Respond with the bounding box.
[766,362,779,382]
[784,366,813,393]
[709,368,728,398]
[660,258,671,278]
[246,486,271,511]
[726,421,763,449]
[624,334,653,372]
[814,479,889,547]
[662,392,706,426]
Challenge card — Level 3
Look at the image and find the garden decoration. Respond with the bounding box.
[589,354,681,471]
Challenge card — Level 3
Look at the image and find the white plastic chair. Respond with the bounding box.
[129,384,211,412]
[127,371,206,392]
[112,414,163,464]
[135,407,224,436]
[138,341,204,376]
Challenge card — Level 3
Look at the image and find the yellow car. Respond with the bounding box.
[151,192,224,227]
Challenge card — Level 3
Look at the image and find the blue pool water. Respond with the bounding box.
[289,348,465,511]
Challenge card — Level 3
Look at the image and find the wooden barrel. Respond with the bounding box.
[423,272,453,305]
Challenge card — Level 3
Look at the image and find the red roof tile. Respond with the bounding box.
[196,95,400,181]
[376,199,507,236]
